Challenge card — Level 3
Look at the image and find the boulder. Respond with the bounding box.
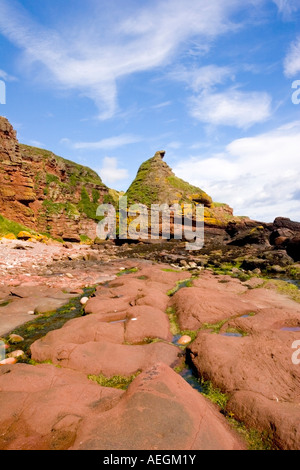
[286,237,300,262]
[228,226,269,247]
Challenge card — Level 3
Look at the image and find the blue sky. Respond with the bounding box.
[0,0,299,222]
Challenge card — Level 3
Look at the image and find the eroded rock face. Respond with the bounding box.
[0,116,108,241]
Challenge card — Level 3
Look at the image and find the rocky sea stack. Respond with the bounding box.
[126,150,213,207]
[125,149,250,232]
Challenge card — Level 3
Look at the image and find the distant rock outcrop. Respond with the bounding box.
[125,150,249,230]
[0,116,109,242]
[126,150,213,207]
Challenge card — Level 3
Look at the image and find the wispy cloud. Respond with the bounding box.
[173,121,300,221]
[273,0,300,18]
[0,0,256,119]
[284,36,300,76]
[169,65,234,92]
[151,101,172,109]
[72,134,142,150]
[0,69,17,81]
[29,140,44,148]
[98,157,129,185]
[189,89,272,129]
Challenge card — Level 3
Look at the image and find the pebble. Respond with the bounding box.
[80,297,89,305]
[8,334,24,344]
[0,357,17,365]
[7,350,25,359]
[188,262,197,268]
[177,335,192,345]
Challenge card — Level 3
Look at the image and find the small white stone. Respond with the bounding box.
[27,310,35,315]
[188,262,197,268]
[131,318,137,321]
[7,350,25,359]
[80,297,89,305]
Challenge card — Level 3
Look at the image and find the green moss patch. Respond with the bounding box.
[117,267,138,276]
[167,278,193,296]
[88,371,141,390]
[264,279,300,303]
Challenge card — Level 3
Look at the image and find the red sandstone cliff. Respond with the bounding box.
[0,116,109,242]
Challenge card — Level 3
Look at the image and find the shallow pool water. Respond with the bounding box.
[109,319,127,324]
[281,327,300,332]
[274,278,300,289]
[172,334,182,345]
[221,332,243,337]
[4,287,96,356]
[179,367,204,393]
[168,279,193,297]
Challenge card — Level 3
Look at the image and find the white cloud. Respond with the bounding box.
[169,65,234,92]
[284,36,300,77]
[173,121,300,222]
[72,134,141,150]
[0,0,256,119]
[98,157,129,184]
[29,140,44,148]
[152,101,172,109]
[273,0,300,17]
[189,89,272,128]
[0,69,17,81]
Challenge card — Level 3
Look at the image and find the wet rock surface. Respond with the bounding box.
[0,262,246,450]
[0,238,300,450]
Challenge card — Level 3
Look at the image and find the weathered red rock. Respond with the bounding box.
[0,362,245,450]
[31,340,180,376]
[0,116,108,241]
[186,278,300,450]
[171,272,257,330]
[124,305,172,343]
[71,363,245,450]
[0,363,123,450]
